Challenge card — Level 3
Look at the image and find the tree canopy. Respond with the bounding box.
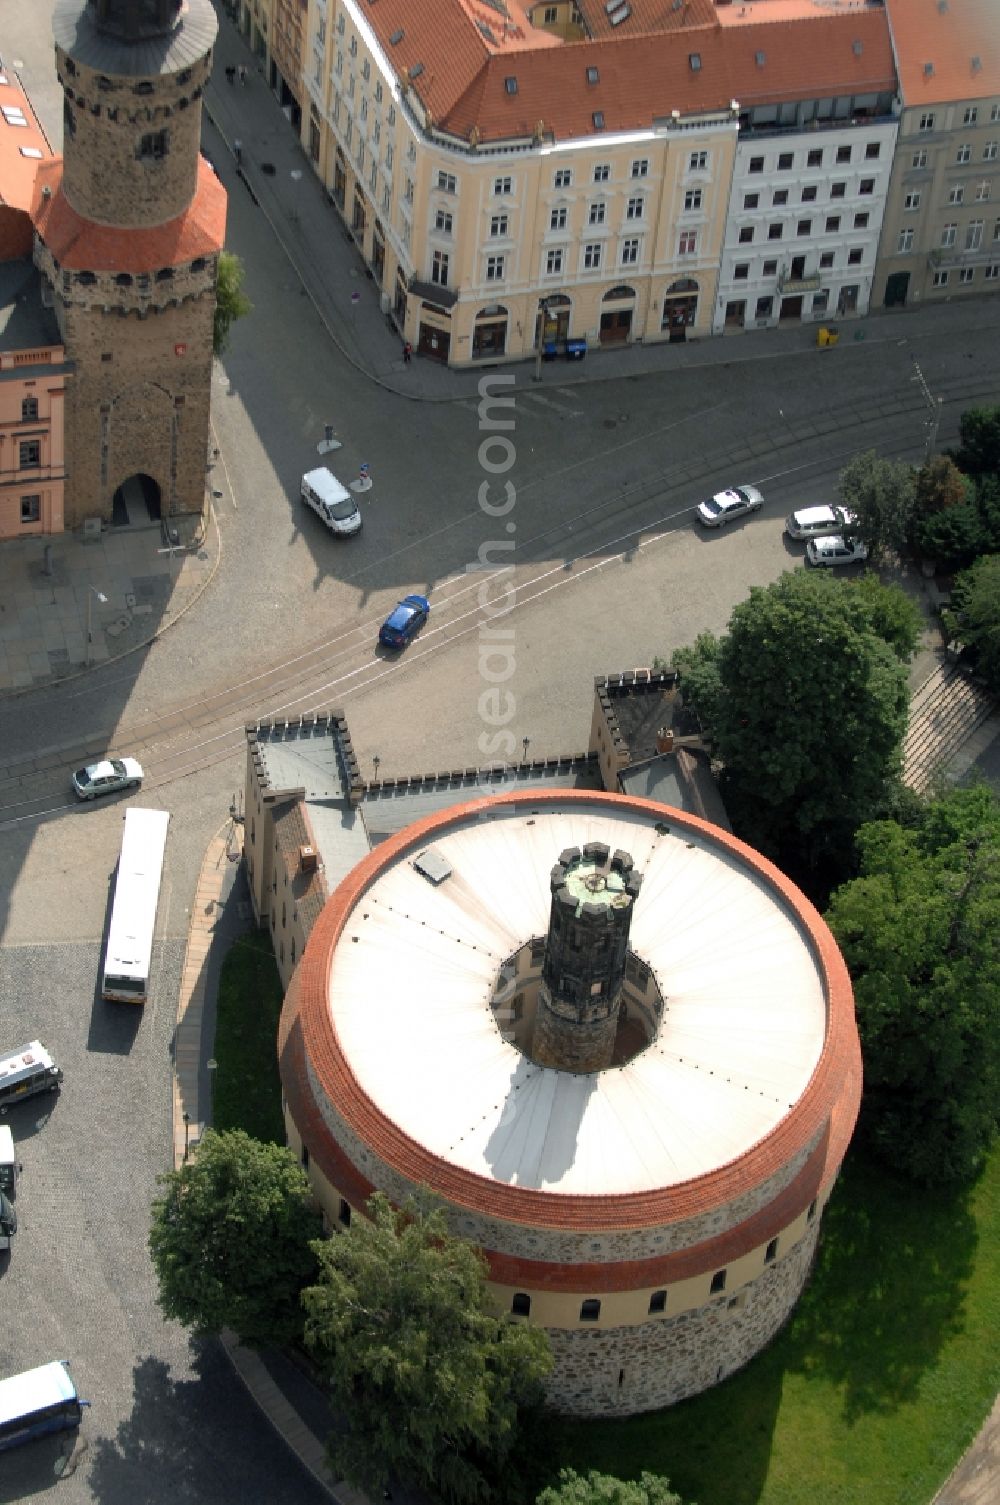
[302,1191,553,1504]
[148,1128,322,1347]
[825,786,1000,1184]
[674,570,917,878]
[949,404,1000,479]
[536,1469,689,1505]
[213,250,253,355]
[944,553,1000,693]
[837,450,918,563]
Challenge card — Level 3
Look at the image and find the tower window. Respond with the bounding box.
[139,129,168,162]
[710,1269,727,1294]
[338,1199,352,1227]
[765,1237,779,1264]
[191,258,206,273]
[115,273,133,287]
[580,1299,601,1322]
[512,1292,531,1317]
[155,267,174,282]
[133,81,154,96]
[648,1289,667,1314]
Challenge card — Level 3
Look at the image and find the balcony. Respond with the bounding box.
[777,270,822,294]
[739,112,896,143]
[928,245,993,270]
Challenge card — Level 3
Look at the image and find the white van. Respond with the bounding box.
[0,1126,17,1196]
[0,1042,62,1114]
[300,468,362,537]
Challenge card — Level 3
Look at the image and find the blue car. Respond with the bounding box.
[378,593,430,649]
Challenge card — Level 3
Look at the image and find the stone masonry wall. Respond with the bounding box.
[56,50,212,226]
[542,1220,820,1416]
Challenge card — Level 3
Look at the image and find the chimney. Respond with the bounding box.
[299,845,318,873]
[656,727,675,755]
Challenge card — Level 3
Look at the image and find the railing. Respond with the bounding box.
[738,112,897,143]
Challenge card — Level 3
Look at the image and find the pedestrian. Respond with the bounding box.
[234,138,242,167]
[402,340,412,365]
[225,65,235,85]
[238,64,247,86]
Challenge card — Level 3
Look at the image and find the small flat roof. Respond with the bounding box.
[327,801,827,1197]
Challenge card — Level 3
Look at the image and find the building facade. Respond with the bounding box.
[30,0,226,530]
[876,0,1000,309]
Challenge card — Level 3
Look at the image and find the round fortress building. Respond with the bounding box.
[279,790,861,1416]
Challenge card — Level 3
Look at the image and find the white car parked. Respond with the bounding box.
[805,535,869,568]
[696,484,764,528]
[72,758,144,800]
[785,504,857,541]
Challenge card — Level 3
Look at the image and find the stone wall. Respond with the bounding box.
[542,1220,819,1416]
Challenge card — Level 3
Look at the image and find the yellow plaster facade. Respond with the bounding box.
[0,350,68,539]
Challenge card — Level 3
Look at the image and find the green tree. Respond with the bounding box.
[671,630,724,733]
[943,554,1000,691]
[537,1469,689,1505]
[675,571,914,876]
[213,250,252,355]
[302,1191,552,1505]
[838,449,918,562]
[915,504,985,572]
[949,404,1000,479]
[826,786,1000,1185]
[149,1128,321,1346]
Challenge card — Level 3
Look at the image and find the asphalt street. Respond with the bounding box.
[2,4,1000,1503]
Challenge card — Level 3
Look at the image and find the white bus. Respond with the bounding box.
[102,808,171,1003]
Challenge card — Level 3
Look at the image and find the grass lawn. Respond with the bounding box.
[542,1145,1000,1505]
[211,929,286,1144]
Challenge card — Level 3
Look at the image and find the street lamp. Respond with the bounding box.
[85,587,108,667]
[183,1111,191,1161]
[533,297,552,384]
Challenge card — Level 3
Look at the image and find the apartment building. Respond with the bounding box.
[877,0,1000,308]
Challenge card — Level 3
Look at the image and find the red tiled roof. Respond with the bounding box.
[0,71,53,215]
[577,0,719,41]
[30,157,227,273]
[885,0,1000,107]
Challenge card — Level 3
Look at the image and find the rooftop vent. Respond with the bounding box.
[586,65,599,84]
[389,27,403,43]
[608,3,631,24]
[689,52,702,71]
[923,61,934,77]
[593,110,605,129]
[755,50,765,66]
[414,847,452,885]
[505,76,518,94]
[852,39,863,56]
[299,845,318,873]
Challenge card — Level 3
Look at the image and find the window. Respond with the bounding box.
[20,494,40,523]
[749,155,764,174]
[848,247,863,265]
[338,1199,352,1227]
[589,200,606,225]
[546,248,563,274]
[854,212,870,229]
[772,189,788,207]
[995,217,1000,241]
[580,1299,601,1322]
[932,269,950,288]
[19,440,40,468]
[985,143,999,162]
[964,106,979,126]
[897,228,914,253]
[584,242,602,269]
[755,295,773,317]
[830,181,846,199]
[738,225,754,243]
[360,97,368,120]
[807,1199,817,1222]
[912,149,928,169]
[434,209,452,233]
[941,223,957,247]
[139,129,168,160]
[994,105,1000,122]
[949,186,965,205]
[762,258,778,275]
[860,179,874,197]
[734,263,749,281]
[967,220,984,250]
[765,1238,779,1264]
[819,250,835,268]
[797,219,811,237]
[621,237,639,264]
[976,181,992,201]
[512,1292,531,1316]
[554,168,572,188]
[494,175,512,195]
[437,171,456,193]
[836,145,851,164]
[648,1290,667,1315]
[768,222,783,240]
[778,151,793,170]
[544,3,557,18]
[826,215,841,233]
[684,188,702,211]
[594,163,610,182]
[710,1270,727,1295]
[626,195,644,220]
[689,150,708,170]
[431,249,449,285]
[865,141,881,160]
[550,206,567,230]
[678,228,697,256]
[919,112,936,132]
[375,81,383,103]
[21,396,38,422]
[956,144,972,164]
[362,59,370,80]
[631,158,648,178]
[743,192,759,210]
[801,185,817,203]
[807,148,823,168]
[486,254,505,280]
[490,213,508,237]
[349,35,357,56]
[987,264,1000,280]
[959,267,975,284]
[904,191,921,211]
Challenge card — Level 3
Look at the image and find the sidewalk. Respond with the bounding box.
[0,508,219,695]
[203,4,1000,406]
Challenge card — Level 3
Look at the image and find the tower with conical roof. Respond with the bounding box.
[31,0,226,528]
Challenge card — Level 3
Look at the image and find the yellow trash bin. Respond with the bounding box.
[817,325,840,347]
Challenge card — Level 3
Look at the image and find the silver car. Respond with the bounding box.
[71,757,144,800]
[785,504,857,540]
[697,484,764,528]
[805,535,869,568]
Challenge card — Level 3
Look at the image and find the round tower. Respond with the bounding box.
[31,0,226,528]
[532,843,641,1073]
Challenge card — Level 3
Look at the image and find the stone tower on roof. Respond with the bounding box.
[30,0,226,529]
